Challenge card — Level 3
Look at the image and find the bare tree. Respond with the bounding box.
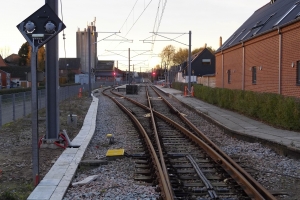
[173,48,188,65]
[160,45,175,69]
[0,46,10,58]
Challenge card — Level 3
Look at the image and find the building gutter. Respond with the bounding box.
[221,51,224,88]
[278,27,282,95]
[242,42,245,90]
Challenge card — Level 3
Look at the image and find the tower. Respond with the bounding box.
[76,21,97,73]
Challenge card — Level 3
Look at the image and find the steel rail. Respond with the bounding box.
[145,88,174,199]
[186,154,218,199]
[152,109,266,199]
[110,86,276,199]
[151,86,276,200]
[102,89,173,200]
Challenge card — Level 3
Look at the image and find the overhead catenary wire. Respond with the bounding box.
[149,0,168,68]
[124,0,153,37]
[99,0,166,71]
[99,0,148,58]
[119,0,139,32]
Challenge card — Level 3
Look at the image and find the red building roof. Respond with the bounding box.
[0,55,8,67]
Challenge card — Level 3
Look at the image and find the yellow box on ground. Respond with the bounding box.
[106,149,125,157]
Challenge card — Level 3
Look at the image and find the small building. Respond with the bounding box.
[5,54,21,66]
[59,58,81,83]
[0,55,8,67]
[181,48,215,84]
[0,69,9,88]
[197,74,216,88]
[216,0,300,98]
[0,66,31,88]
[94,60,115,81]
[75,74,95,85]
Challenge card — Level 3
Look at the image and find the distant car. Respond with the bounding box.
[157,80,165,83]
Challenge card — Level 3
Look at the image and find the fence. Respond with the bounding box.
[0,82,103,127]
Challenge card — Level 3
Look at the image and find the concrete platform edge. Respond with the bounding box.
[27,94,99,200]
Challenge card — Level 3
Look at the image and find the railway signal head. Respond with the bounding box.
[25,21,35,33]
[45,21,56,33]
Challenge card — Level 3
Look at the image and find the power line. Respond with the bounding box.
[119,0,139,32]
[149,0,168,54]
[124,0,153,37]
[101,0,153,56]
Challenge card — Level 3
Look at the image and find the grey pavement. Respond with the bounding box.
[155,85,300,157]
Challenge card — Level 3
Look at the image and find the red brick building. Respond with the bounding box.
[0,55,8,67]
[216,0,300,98]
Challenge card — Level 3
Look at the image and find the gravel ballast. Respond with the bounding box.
[64,89,300,200]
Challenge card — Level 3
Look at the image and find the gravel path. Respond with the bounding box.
[64,89,300,200]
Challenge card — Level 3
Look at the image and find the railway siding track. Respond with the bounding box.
[103,85,276,200]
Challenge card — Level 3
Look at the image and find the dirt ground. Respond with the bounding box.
[0,92,92,200]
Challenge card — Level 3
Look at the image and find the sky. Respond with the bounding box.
[0,0,269,71]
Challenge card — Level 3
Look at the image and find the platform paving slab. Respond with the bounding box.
[27,186,56,200]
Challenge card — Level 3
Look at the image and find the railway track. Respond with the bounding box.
[102,85,276,200]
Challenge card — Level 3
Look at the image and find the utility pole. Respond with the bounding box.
[143,31,192,94]
[128,48,130,84]
[45,0,59,140]
[88,25,92,95]
[188,31,192,94]
[133,64,135,83]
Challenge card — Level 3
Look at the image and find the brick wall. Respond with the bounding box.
[216,21,300,98]
[281,23,300,97]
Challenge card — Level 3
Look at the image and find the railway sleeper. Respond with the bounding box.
[176,169,217,173]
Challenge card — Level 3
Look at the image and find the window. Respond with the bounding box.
[274,2,299,27]
[252,66,257,84]
[222,34,236,48]
[240,30,251,41]
[227,70,231,84]
[228,29,246,46]
[297,61,300,85]
[253,13,275,36]
[202,59,211,65]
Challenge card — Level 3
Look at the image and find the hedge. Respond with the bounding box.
[172,82,300,131]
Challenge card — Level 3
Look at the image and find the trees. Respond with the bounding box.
[159,45,175,69]
[18,42,30,66]
[160,45,216,67]
[37,46,45,71]
[192,46,216,55]
[173,48,188,65]
[18,42,45,71]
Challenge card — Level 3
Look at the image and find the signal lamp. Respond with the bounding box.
[45,21,56,33]
[25,21,35,33]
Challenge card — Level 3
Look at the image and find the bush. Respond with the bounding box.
[171,82,300,131]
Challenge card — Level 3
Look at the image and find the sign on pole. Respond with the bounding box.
[16,3,66,186]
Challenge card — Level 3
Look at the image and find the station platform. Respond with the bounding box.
[154,85,300,158]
